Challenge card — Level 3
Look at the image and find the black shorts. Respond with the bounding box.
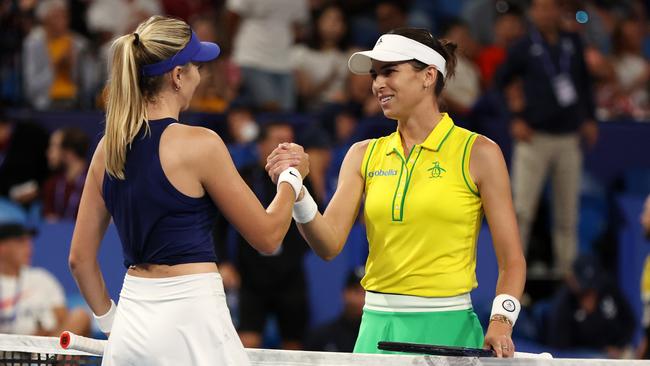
[238,283,308,342]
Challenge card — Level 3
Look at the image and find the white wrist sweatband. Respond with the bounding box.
[277,167,302,200]
[491,294,521,326]
[292,186,318,224]
[93,299,116,333]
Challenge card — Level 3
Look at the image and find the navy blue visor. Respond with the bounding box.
[141,31,220,77]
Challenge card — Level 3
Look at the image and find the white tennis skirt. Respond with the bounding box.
[102,272,250,366]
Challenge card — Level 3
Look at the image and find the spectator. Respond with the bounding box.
[440,19,481,118]
[22,0,98,110]
[304,267,365,352]
[0,0,38,105]
[226,0,309,112]
[546,255,635,357]
[609,17,650,120]
[0,221,90,336]
[86,0,162,109]
[495,0,598,276]
[476,5,525,86]
[218,121,310,350]
[300,124,332,206]
[346,73,382,118]
[462,0,528,45]
[189,15,240,113]
[291,3,351,113]
[225,106,259,169]
[86,0,162,39]
[161,0,215,22]
[375,0,408,35]
[340,0,378,48]
[0,112,49,213]
[325,108,359,203]
[42,127,89,221]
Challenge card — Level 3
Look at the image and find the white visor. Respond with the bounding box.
[348,34,447,79]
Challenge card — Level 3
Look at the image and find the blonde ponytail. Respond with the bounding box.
[103,16,191,179]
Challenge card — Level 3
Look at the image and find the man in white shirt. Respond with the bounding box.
[226,0,309,111]
[0,222,90,336]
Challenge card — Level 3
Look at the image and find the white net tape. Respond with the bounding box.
[2,333,650,365]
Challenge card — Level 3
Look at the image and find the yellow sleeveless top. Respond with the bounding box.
[360,114,483,297]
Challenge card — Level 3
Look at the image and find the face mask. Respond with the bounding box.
[239,121,259,143]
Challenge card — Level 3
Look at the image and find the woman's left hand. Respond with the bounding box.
[483,320,515,358]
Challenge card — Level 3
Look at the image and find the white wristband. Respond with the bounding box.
[277,167,302,200]
[93,299,116,334]
[491,294,521,326]
[292,186,318,223]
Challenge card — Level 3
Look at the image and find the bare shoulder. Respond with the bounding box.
[469,135,508,186]
[165,123,227,158]
[470,135,504,164]
[89,136,106,174]
[166,123,224,144]
[347,139,373,158]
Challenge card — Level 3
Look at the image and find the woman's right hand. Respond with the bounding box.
[265,143,310,184]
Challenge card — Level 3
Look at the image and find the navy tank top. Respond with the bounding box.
[102,118,218,268]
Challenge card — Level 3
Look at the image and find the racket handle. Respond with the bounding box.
[60,331,106,355]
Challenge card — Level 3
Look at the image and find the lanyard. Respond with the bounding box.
[0,271,24,332]
[530,29,572,77]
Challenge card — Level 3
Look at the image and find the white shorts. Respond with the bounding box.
[102,272,250,366]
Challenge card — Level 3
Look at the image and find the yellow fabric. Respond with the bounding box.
[360,113,483,297]
[641,256,650,301]
[190,96,229,113]
[47,35,77,100]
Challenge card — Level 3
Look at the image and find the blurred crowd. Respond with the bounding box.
[0,0,649,121]
[1,0,650,360]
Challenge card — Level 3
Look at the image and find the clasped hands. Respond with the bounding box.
[265,142,310,187]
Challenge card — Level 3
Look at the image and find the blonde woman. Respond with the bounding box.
[68,16,308,365]
[267,28,526,357]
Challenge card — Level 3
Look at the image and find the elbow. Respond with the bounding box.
[317,240,344,262]
[68,250,95,278]
[257,238,282,256]
[256,229,284,255]
[319,252,337,262]
[68,252,82,277]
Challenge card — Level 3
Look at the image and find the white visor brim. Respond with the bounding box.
[347,34,447,79]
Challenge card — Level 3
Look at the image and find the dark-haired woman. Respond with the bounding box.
[290,3,351,112]
[266,28,525,357]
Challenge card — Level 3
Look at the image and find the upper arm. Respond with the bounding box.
[69,138,111,262]
[194,129,278,247]
[321,140,369,237]
[469,136,523,265]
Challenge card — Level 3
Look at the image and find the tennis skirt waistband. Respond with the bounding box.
[364,291,472,313]
[120,272,224,301]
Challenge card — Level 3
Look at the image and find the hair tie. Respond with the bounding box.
[133,33,140,45]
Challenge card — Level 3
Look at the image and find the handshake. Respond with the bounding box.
[265,142,318,224]
[264,142,310,186]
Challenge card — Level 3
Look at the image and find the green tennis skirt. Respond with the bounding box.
[353,308,484,354]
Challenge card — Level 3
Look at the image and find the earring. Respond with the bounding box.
[174,85,180,92]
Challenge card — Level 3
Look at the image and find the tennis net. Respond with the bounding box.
[2,333,650,366]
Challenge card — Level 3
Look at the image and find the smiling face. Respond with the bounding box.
[370,60,436,120]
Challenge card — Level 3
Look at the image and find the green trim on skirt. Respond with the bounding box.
[353,308,484,354]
